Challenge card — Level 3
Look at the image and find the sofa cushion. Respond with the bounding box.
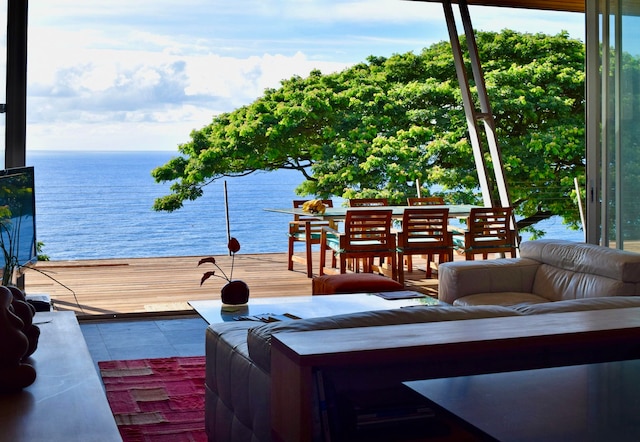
[531,264,638,300]
[437,258,540,303]
[511,296,640,315]
[521,239,640,283]
[453,292,548,307]
[205,322,257,391]
[205,322,271,442]
[247,305,521,373]
[311,273,404,295]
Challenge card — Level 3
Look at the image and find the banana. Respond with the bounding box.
[302,199,326,214]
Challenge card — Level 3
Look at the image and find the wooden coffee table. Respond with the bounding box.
[189,292,441,324]
[404,358,640,441]
[269,307,640,441]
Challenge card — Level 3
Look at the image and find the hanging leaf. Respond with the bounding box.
[228,237,241,254]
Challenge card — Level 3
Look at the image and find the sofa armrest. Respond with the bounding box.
[438,258,540,304]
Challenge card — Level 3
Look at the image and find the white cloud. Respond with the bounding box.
[183,51,347,101]
[23,0,585,151]
[469,7,584,41]
[27,30,350,151]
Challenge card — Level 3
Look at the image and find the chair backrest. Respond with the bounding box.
[407,196,445,206]
[466,207,515,250]
[348,198,388,207]
[399,208,451,249]
[341,209,394,251]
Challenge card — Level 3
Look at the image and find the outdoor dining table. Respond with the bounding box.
[264,204,480,221]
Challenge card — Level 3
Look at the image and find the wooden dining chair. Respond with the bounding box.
[288,199,333,278]
[455,207,517,260]
[347,198,389,270]
[404,197,445,270]
[396,208,453,284]
[319,209,398,281]
[345,198,389,271]
[407,196,445,206]
[348,198,389,207]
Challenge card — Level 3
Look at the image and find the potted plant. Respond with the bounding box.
[0,220,18,286]
[198,237,249,305]
[0,198,27,286]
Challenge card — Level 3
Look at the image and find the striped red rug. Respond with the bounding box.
[99,356,206,442]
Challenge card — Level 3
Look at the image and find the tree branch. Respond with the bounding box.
[516,210,554,230]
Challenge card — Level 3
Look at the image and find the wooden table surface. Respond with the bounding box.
[0,311,121,442]
[264,204,479,221]
[189,291,439,324]
[405,358,640,441]
[269,307,640,441]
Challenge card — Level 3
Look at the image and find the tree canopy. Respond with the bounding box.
[152,29,586,236]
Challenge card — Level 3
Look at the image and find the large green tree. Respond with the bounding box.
[152,30,586,236]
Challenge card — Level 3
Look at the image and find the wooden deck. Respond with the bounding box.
[23,252,441,319]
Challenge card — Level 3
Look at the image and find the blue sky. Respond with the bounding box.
[11,0,584,151]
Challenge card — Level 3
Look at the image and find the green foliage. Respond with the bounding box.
[152,30,587,235]
[37,241,49,261]
[0,178,34,285]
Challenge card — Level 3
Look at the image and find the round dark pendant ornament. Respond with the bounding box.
[221,280,250,305]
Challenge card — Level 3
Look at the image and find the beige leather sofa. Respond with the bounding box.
[206,298,640,441]
[205,303,518,442]
[438,239,640,306]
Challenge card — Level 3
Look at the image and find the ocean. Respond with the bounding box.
[28,150,583,261]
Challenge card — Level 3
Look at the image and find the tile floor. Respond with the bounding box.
[80,315,208,373]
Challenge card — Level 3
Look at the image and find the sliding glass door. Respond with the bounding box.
[587,0,640,252]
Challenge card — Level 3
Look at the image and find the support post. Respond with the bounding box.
[5,0,28,169]
[442,0,517,244]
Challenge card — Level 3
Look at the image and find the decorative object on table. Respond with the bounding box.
[301,199,327,214]
[289,199,334,278]
[8,286,40,359]
[0,285,37,393]
[219,279,250,305]
[198,237,249,305]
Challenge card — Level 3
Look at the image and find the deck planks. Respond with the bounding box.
[23,252,441,318]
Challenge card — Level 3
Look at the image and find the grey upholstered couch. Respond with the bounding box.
[205,297,640,440]
[438,239,640,306]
